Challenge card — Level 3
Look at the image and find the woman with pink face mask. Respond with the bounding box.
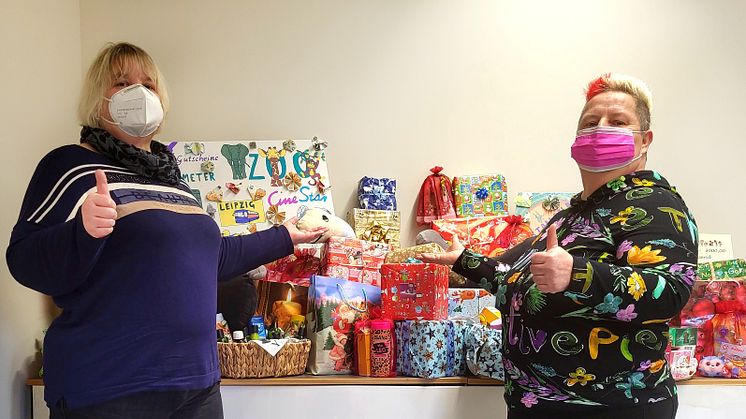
[422,73,697,418]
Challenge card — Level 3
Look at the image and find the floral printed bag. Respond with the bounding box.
[306,275,382,375]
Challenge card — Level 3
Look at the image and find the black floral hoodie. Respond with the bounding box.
[453,170,698,414]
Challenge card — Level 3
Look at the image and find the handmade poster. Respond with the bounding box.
[169,139,334,236]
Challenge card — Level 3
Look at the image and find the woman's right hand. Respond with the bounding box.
[418,236,465,266]
[81,170,117,238]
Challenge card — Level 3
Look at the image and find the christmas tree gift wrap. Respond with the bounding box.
[432,215,532,258]
[380,263,449,321]
[262,244,326,287]
[384,243,443,263]
[348,208,401,247]
[322,236,390,286]
[514,192,576,234]
[306,275,381,375]
[395,319,468,378]
[452,174,508,218]
[358,177,397,211]
[447,289,496,321]
[464,324,504,380]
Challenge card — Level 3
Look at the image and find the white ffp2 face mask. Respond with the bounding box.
[103,84,164,137]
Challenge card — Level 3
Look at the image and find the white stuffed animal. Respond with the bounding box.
[295,206,355,243]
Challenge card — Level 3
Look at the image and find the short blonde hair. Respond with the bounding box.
[585,73,652,130]
[78,42,169,128]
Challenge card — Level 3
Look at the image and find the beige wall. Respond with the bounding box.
[80,0,746,253]
[2,1,746,416]
[0,0,81,417]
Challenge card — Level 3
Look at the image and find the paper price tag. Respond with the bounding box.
[698,233,734,263]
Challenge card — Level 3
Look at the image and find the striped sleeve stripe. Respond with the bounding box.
[26,164,133,222]
[31,168,135,223]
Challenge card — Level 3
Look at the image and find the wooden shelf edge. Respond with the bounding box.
[28,376,746,387]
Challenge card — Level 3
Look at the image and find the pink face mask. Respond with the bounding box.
[571,126,643,173]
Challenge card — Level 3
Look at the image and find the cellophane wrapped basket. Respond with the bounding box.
[217,339,311,378]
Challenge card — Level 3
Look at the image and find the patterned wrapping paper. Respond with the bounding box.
[697,258,746,281]
[348,209,401,248]
[306,275,382,375]
[384,243,443,263]
[432,215,532,258]
[514,192,576,234]
[447,289,496,321]
[395,320,468,379]
[358,177,397,211]
[353,320,372,376]
[262,244,326,287]
[380,263,450,321]
[452,175,508,218]
[464,324,504,380]
[322,236,390,287]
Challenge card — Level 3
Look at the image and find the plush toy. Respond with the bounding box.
[698,356,726,377]
[295,206,355,243]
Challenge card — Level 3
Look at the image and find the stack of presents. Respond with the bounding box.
[234,169,580,381]
[223,167,746,382]
[667,258,746,380]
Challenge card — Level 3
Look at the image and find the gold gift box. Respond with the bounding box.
[348,209,401,248]
[384,243,442,263]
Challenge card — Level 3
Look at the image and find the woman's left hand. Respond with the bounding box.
[530,225,574,293]
[283,217,327,245]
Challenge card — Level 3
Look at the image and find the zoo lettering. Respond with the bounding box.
[268,186,328,207]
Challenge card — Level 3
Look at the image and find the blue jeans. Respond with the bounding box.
[49,382,223,419]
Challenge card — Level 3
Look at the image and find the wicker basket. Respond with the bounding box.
[217,339,311,378]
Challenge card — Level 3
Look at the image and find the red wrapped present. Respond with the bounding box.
[432,215,532,258]
[262,244,325,287]
[416,166,457,225]
[380,263,449,320]
[323,236,390,287]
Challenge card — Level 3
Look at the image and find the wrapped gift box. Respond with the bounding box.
[262,244,326,287]
[348,208,401,247]
[452,174,508,218]
[380,263,449,321]
[322,236,390,287]
[358,177,397,211]
[432,215,532,258]
[514,192,575,234]
[448,288,496,321]
[384,243,443,263]
[395,319,468,379]
[464,323,504,380]
[697,258,746,281]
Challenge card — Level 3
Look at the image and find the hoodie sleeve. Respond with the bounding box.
[451,236,536,293]
[563,186,698,323]
[6,149,108,296]
[217,225,294,281]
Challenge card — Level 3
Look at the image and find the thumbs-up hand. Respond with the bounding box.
[530,224,573,293]
[81,170,117,238]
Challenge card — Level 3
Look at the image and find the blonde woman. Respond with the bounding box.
[7,42,324,418]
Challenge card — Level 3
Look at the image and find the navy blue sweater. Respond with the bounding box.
[6,145,293,408]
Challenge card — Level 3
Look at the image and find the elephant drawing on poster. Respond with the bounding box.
[221,144,250,180]
[258,146,286,187]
